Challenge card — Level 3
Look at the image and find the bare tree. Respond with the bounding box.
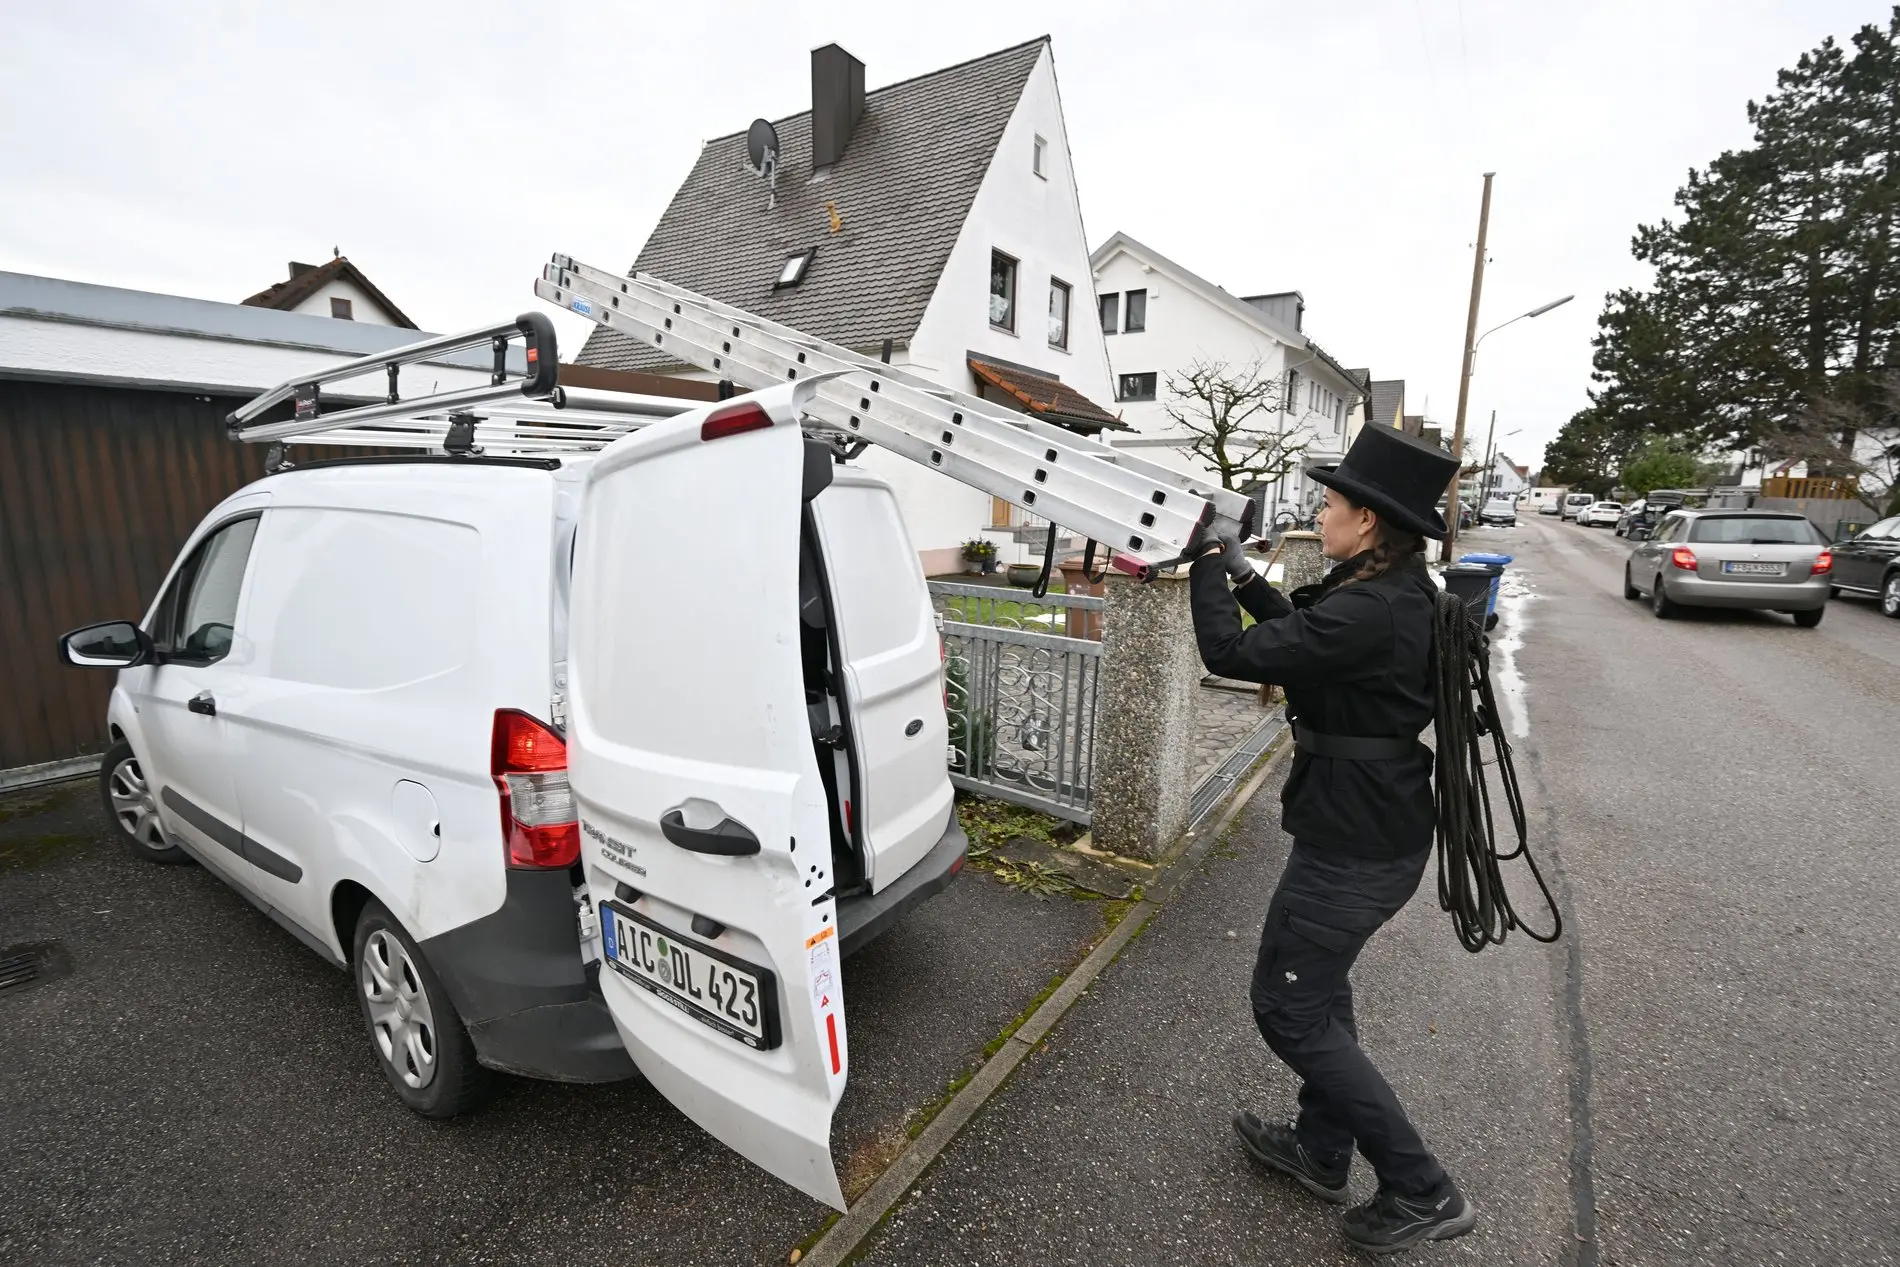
[1766,372,1900,515]
[1163,358,1311,493]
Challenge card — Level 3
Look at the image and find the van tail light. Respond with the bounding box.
[1670,547,1699,571]
[491,709,580,869]
[1811,550,1833,576]
[700,400,773,442]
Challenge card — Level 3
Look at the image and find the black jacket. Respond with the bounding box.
[1190,552,1437,858]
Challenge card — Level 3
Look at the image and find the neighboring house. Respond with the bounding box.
[1087,231,1367,525]
[575,38,1122,574]
[1480,452,1529,499]
[242,254,418,329]
[0,269,490,782]
[1351,376,1406,446]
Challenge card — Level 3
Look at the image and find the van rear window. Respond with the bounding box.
[1686,516,1823,545]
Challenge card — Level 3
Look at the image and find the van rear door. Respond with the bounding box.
[808,471,953,889]
[566,384,849,1210]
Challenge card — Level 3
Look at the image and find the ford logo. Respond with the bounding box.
[904,719,923,737]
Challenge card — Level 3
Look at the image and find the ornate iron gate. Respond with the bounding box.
[929,581,1103,824]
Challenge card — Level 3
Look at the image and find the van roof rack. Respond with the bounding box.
[232,256,1258,576]
[227,312,699,461]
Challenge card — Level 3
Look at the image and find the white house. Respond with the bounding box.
[242,255,417,329]
[1087,232,1369,526]
[576,39,1122,575]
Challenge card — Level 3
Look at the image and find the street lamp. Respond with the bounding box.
[1469,295,1574,376]
[1444,291,1574,555]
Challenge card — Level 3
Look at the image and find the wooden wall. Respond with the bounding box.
[1,382,279,771]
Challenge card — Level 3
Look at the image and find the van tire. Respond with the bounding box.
[350,899,493,1119]
[100,741,191,865]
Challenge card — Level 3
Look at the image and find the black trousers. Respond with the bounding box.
[1250,840,1445,1196]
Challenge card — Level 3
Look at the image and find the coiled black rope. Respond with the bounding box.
[1429,590,1562,952]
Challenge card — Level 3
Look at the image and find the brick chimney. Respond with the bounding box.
[810,44,864,170]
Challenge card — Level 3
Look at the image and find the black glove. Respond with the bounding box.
[1199,532,1254,584]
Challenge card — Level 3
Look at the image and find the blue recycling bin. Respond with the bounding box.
[1457,552,1514,617]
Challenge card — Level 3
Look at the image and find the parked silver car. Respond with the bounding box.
[1623,510,1833,626]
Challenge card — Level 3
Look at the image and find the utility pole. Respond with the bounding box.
[1442,172,1495,559]
[1479,409,1498,506]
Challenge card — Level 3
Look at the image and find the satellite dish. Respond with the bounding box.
[745,118,781,210]
[745,118,780,182]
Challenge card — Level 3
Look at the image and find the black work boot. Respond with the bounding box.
[1231,1111,1350,1204]
[1340,1179,1477,1254]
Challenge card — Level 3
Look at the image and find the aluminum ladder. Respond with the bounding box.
[535,254,1254,575]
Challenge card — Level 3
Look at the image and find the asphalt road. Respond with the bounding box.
[854,514,1900,1265]
[0,783,1107,1266]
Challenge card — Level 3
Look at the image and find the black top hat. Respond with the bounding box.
[1307,424,1462,540]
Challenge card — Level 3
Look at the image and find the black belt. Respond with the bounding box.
[1292,723,1423,762]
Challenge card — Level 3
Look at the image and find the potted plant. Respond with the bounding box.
[961,538,999,574]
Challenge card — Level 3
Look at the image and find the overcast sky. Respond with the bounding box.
[1,0,1883,471]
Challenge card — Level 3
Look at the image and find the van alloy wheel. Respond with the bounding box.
[107,757,166,853]
[361,930,439,1090]
[1884,573,1900,618]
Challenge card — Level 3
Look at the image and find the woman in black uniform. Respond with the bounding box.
[1189,424,1475,1254]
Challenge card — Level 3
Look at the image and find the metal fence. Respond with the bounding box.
[929,581,1104,824]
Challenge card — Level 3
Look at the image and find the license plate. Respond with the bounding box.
[1722,561,1786,576]
[601,902,780,1050]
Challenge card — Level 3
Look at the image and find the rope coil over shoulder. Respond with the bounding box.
[1429,589,1562,952]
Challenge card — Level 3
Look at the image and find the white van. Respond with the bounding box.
[59,380,963,1208]
[1561,492,1596,521]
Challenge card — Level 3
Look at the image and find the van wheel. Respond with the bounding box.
[1623,565,1641,600]
[1652,577,1680,619]
[351,899,492,1118]
[1793,607,1824,629]
[100,741,189,865]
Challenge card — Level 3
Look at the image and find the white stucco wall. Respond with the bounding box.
[888,42,1118,571]
[286,276,403,326]
[1090,242,1360,519]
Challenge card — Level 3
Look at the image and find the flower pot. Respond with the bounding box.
[1006,563,1042,587]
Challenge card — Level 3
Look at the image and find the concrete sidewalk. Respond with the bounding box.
[852,769,1578,1265]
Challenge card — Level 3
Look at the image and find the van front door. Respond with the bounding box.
[567,385,849,1210]
[137,514,261,885]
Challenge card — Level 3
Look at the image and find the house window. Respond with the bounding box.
[1048,278,1071,349]
[989,250,1017,331]
[1118,372,1157,402]
[1285,369,1299,413]
[775,248,815,288]
[1123,288,1147,333]
[330,296,353,320]
[1099,292,1119,335]
[1033,135,1047,178]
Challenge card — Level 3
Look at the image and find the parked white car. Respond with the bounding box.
[59,381,962,1209]
[1580,500,1625,527]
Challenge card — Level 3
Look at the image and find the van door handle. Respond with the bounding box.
[187,691,217,717]
[659,808,760,857]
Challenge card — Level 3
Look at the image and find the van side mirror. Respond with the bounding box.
[60,621,154,668]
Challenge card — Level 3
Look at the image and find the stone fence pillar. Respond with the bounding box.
[1277,530,1326,590]
[1090,571,1200,860]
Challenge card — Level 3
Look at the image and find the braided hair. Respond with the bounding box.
[1349,520,1428,582]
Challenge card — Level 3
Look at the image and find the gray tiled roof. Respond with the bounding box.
[1368,378,1405,431]
[578,39,1046,372]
